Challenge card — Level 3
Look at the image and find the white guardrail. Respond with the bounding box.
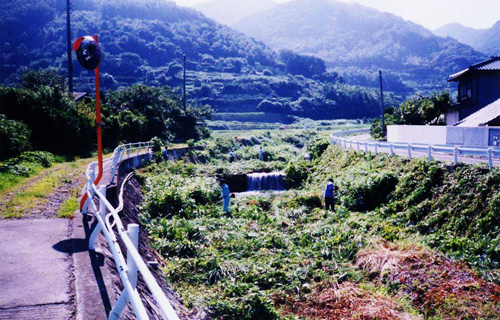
[81,142,180,320]
[330,129,500,169]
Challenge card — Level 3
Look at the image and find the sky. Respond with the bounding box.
[172,0,500,30]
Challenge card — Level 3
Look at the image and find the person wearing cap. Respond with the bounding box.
[324,178,336,211]
[220,179,230,213]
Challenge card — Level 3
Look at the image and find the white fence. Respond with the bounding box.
[330,130,500,168]
[81,142,180,320]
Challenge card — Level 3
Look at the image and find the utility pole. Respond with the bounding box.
[66,0,73,93]
[379,70,386,138]
[183,54,186,112]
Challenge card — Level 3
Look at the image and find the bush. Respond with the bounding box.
[284,161,311,188]
[18,151,54,168]
[0,150,55,176]
[341,171,398,211]
[0,116,32,160]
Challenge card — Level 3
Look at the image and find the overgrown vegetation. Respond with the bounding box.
[138,131,500,319]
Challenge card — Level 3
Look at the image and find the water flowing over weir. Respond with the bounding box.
[246,172,285,191]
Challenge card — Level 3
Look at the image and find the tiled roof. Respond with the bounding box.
[448,57,500,81]
[456,98,500,127]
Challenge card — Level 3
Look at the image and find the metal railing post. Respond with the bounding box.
[89,185,107,250]
[488,148,493,168]
[390,144,394,156]
[356,141,360,151]
[428,146,432,162]
[82,163,96,214]
[110,224,139,320]
[454,147,458,165]
[110,148,120,184]
[365,142,368,152]
[374,143,378,155]
[119,146,125,163]
[408,144,412,159]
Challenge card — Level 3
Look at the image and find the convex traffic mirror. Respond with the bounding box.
[73,35,102,70]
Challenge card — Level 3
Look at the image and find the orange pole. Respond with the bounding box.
[80,35,103,211]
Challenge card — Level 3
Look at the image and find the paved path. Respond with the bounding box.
[0,219,74,319]
[0,150,157,320]
[0,157,120,320]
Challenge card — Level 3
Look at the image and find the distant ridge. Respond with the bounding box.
[434,21,500,57]
[194,0,277,26]
[434,23,485,49]
[234,0,485,88]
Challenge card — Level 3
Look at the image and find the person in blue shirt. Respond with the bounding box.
[324,178,335,211]
[220,179,230,213]
[162,146,168,161]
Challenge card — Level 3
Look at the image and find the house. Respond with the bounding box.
[447,56,500,125]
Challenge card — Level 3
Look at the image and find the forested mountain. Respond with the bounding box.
[434,21,500,57]
[193,0,277,26]
[0,0,381,120]
[234,0,486,92]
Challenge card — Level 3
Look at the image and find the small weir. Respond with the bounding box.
[246,172,285,191]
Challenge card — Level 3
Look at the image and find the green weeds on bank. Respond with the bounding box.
[139,132,500,319]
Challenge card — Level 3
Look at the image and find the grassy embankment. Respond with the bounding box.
[137,131,500,319]
[0,152,102,219]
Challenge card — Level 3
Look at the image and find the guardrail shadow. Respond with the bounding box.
[52,214,112,316]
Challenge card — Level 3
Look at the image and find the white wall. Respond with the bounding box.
[387,125,447,145]
[388,125,493,146]
[446,111,460,126]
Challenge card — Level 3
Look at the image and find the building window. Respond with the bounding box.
[458,81,473,102]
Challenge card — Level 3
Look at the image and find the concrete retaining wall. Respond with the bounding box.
[387,125,499,146]
[387,125,447,145]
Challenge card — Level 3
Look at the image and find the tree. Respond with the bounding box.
[102,85,211,145]
[370,91,453,139]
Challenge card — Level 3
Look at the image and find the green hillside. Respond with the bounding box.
[0,0,382,120]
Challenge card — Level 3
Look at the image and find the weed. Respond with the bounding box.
[57,197,77,218]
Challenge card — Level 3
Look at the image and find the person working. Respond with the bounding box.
[324,178,336,211]
[162,146,168,161]
[220,179,230,213]
[259,147,264,161]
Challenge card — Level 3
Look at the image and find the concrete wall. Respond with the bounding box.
[387,125,447,145]
[388,125,496,146]
[446,127,489,146]
[446,110,460,126]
